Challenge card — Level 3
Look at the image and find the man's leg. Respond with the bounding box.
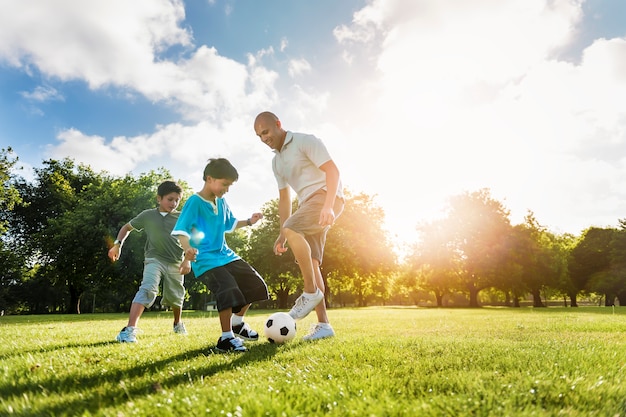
[312,259,329,324]
[283,227,317,293]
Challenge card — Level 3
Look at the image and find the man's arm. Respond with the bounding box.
[274,187,292,255]
[319,159,341,226]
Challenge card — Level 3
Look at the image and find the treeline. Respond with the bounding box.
[0,148,624,314]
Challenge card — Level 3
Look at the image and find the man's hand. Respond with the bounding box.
[274,236,288,256]
[319,206,336,227]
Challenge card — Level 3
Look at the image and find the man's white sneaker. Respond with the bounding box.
[302,323,335,341]
[173,322,188,335]
[116,326,138,343]
[289,289,324,320]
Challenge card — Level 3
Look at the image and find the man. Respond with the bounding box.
[254,111,344,341]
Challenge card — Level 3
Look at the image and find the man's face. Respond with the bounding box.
[255,117,284,151]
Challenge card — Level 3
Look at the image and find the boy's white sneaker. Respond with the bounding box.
[289,289,324,320]
[173,322,188,335]
[302,323,335,341]
[116,326,138,343]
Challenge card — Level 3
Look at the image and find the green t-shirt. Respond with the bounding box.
[129,208,184,265]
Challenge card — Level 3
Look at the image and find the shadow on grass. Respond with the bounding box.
[1,342,286,416]
[0,340,115,361]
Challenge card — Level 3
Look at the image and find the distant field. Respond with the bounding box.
[1,307,625,416]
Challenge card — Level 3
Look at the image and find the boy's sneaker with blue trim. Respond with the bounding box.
[116,326,138,343]
[215,336,247,353]
[289,288,324,320]
[232,322,258,341]
[173,322,187,335]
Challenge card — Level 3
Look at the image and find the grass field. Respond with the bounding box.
[1,307,626,416]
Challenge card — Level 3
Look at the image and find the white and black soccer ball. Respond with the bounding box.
[264,312,297,344]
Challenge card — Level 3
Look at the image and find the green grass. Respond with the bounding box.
[1,307,626,416]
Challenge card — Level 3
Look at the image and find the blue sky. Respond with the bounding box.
[1,0,626,249]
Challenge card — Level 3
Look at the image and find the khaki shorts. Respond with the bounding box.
[132,258,185,308]
[283,190,344,264]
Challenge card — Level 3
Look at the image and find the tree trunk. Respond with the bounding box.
[569,292,578,307]
[468,288,480,308]
[435,292,443,307]
[531,288,545,307]
[67,285,82,314]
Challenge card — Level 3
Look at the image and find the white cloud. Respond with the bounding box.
[287,58,312,78]
[20,85,64,102]
[0,0,191,87]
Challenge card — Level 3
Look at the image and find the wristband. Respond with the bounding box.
[246,218,252,226]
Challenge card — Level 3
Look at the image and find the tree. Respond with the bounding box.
[443,189,513,307]
[569,227,616,306]
[510,214,567,307]
[0,148,23,234]
[608,219,626,305]
[324,191,396,307]
[0,148,26,313]
[408,219,460,306]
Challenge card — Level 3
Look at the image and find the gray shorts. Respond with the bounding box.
[132,258,185,308]
[283,190,344,264]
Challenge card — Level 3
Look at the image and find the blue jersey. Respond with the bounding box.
[171,193,240,276]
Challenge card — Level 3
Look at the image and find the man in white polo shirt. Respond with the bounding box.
[253,111,344,341]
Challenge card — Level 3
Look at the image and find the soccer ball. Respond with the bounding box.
[264,312,297,344]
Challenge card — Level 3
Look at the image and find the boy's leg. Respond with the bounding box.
[127,302,146,327]
[162,263,186,327]
[232,303,259,341]
[215,307,246,352]
[219,307,233,333]
[233,303,251,318]
[172,307,182,325]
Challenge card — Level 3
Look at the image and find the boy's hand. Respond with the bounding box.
[184,247,198,262]
[249,212,263,224]
[179,260,192,275]
[108,246,120,262]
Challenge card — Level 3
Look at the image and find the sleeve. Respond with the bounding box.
[171,197,197,239]
[129,209,150,231]
[272,157,288,190]
[223,200,238,233]
[303,134,332,168]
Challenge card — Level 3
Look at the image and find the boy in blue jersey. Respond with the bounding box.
[172,158,269,352]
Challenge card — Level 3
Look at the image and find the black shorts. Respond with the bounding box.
[198,259,269,313]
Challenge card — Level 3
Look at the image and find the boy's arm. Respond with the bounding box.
[108,223,134,262]
[236,212,264,229]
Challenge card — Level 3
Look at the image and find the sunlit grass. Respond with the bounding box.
[1,307,626,416]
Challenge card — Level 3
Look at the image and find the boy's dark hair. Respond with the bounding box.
[203,158,239,182]
[157,180,183,197]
